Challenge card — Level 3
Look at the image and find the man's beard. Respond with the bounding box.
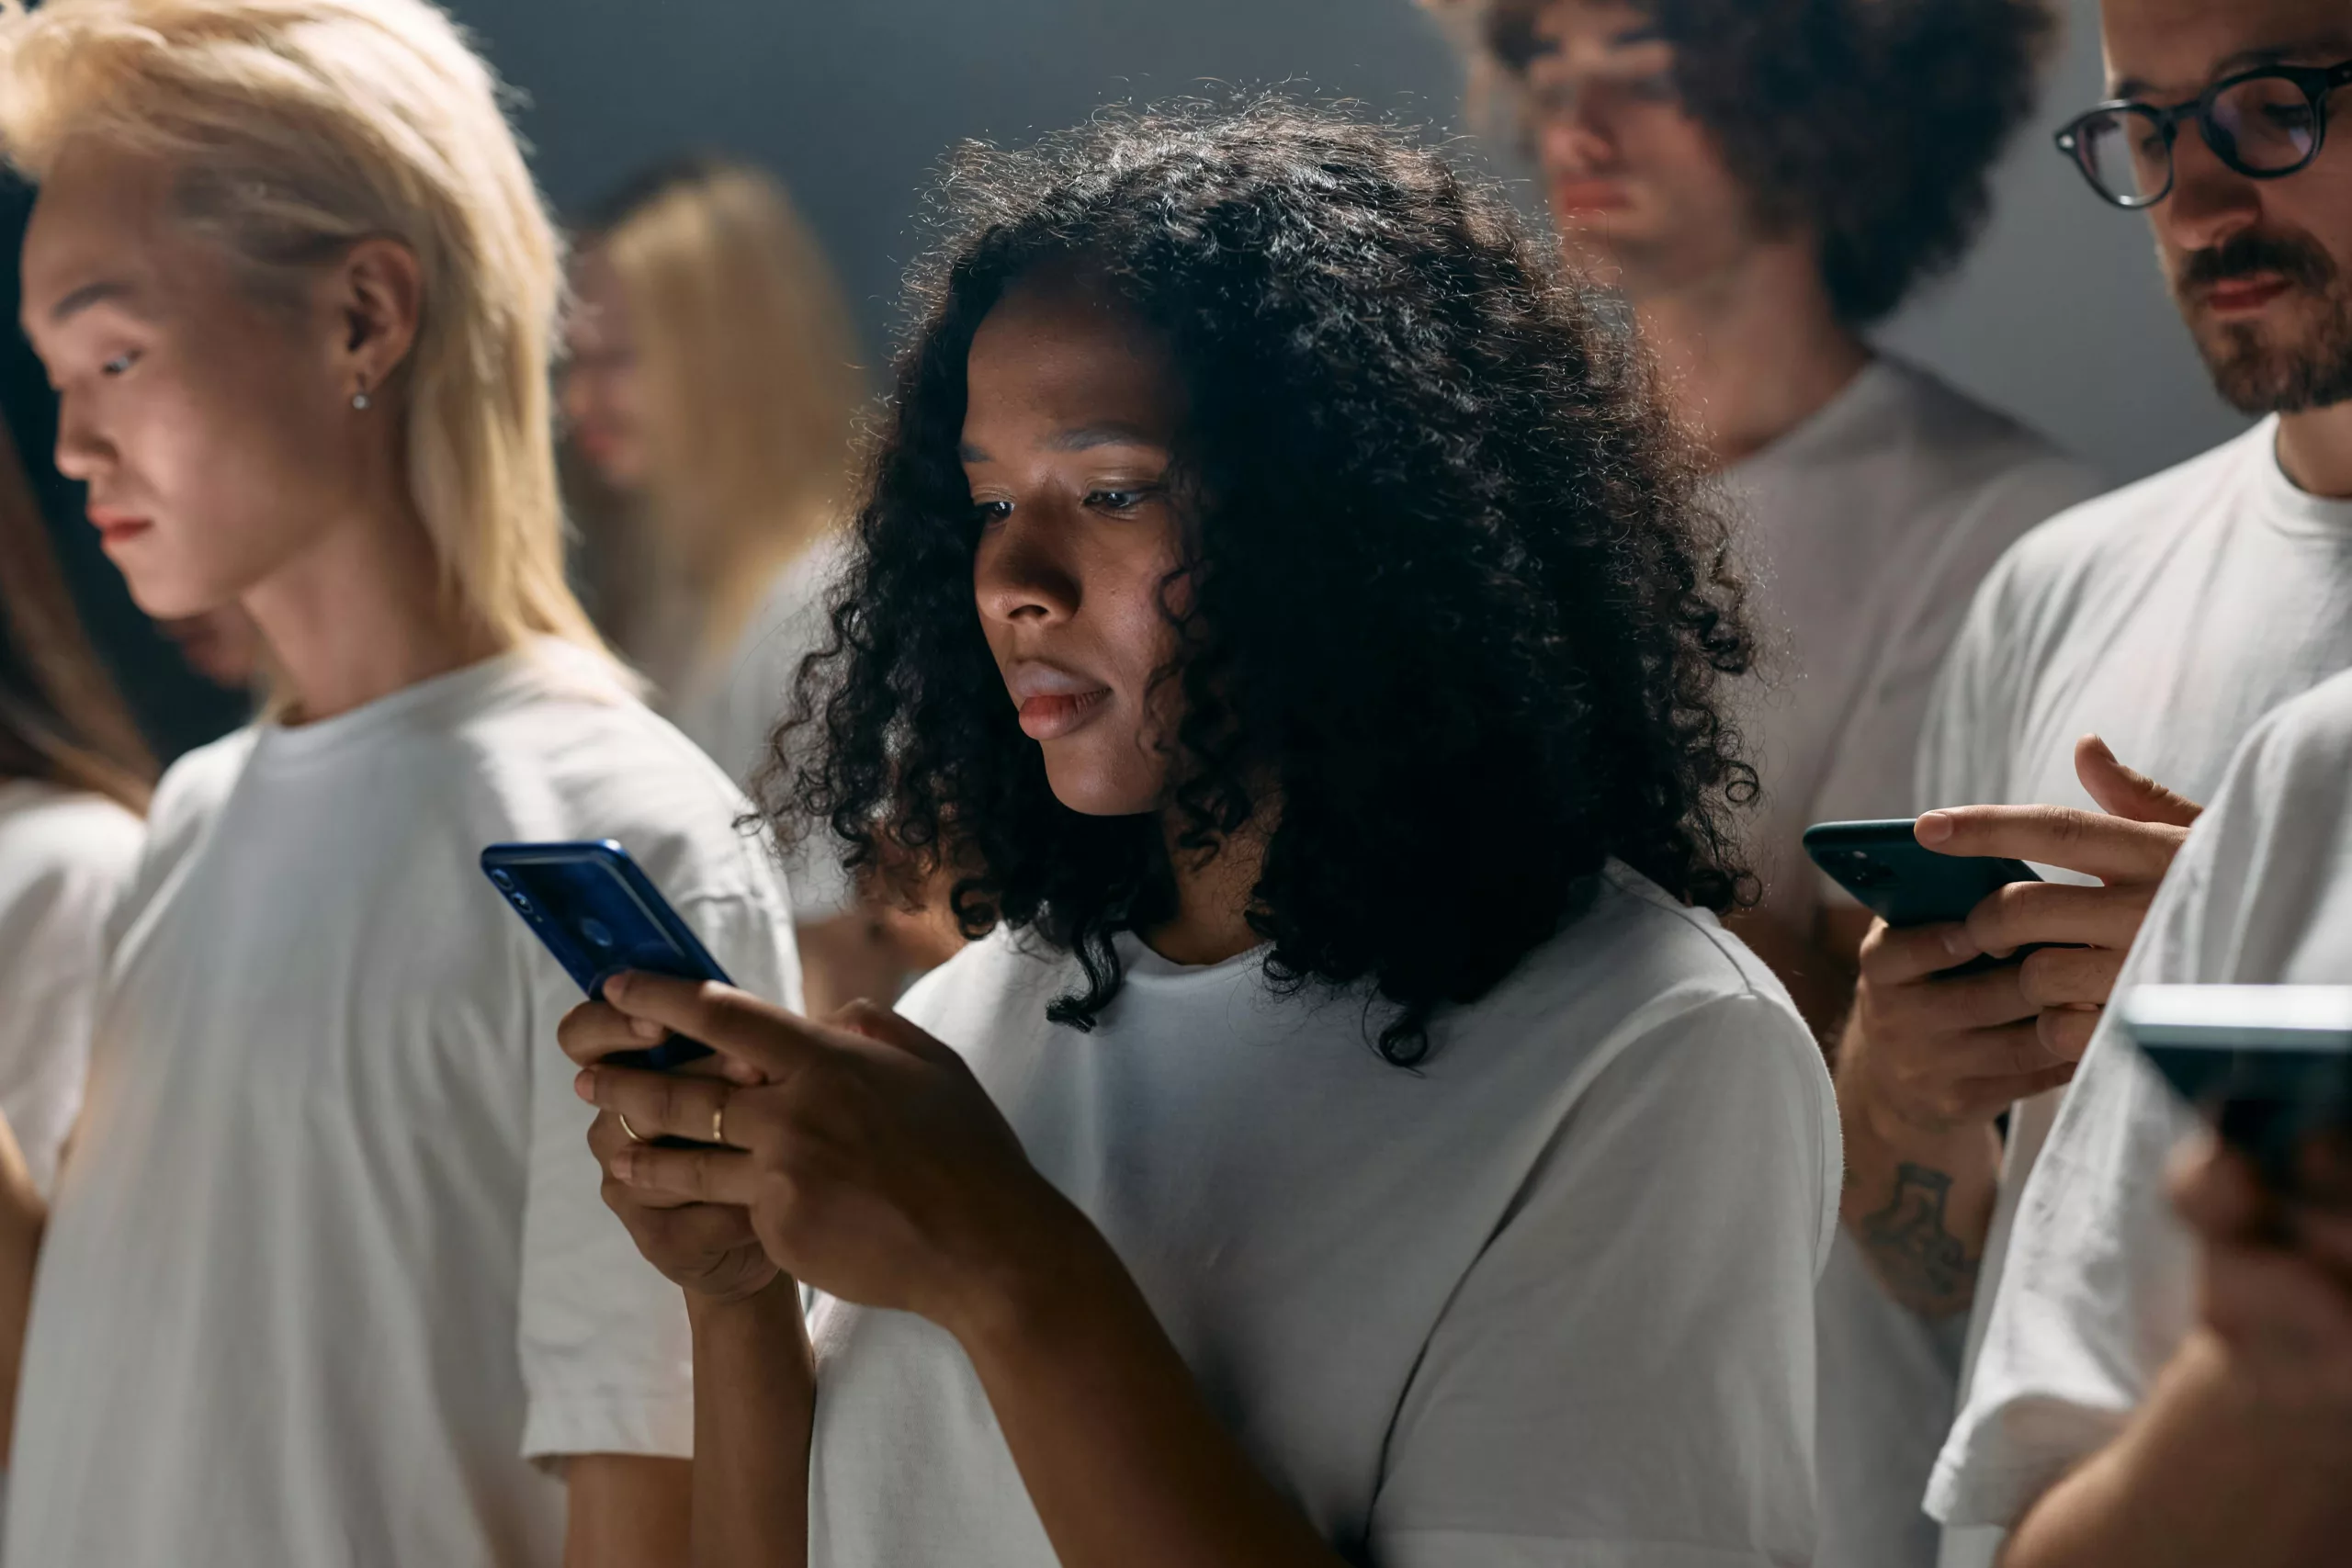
[2174,229,2352,414]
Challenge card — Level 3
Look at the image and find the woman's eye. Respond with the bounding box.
[1087,488,1149,513]
[101,351,138,377]
[972,500,1013,527]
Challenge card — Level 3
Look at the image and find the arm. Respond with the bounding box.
[2000,1142,2352,1568]
[564,1454,693,1568]
[0,1110,41,1465]
[1837,738,2198,1315]
[686,1280,814,1568]
[570,979,1349,1568]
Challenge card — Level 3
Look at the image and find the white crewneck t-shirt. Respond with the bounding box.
[0,780,142,1192]
[1723,357,2100,1568]
[1910,419,2352,1566]
[1928,667,2352,1543]
[6,640,800,1568]
[805,863,1840,1568]
[670,535,854,924]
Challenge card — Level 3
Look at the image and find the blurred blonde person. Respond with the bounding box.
[564,157,957,1011]
[0,3,799,1562]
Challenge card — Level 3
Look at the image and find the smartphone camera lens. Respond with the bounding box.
[510,892,535,916]
[489,869,514,889]
[580,917,614,950]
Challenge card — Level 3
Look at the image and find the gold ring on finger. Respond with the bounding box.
[711,1098,727,1146]
[618,1111,644,1144]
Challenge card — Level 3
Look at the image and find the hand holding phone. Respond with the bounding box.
[2120,985,2352,1190]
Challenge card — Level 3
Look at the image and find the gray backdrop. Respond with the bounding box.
[454,0,2249,488]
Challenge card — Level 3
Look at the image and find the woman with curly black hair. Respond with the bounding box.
[562,99,1837,1568]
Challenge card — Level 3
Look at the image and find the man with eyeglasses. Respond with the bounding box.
[1432,6,2097,1566]
[1872,2,2352,1564]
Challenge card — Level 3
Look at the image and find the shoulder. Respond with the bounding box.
[1973,426,2262,604]
[1454,864,1826,1104]
[893,927,1072,1042]
[445,645,788,911]
[2228,668,2352,777]
[0,781,145,892]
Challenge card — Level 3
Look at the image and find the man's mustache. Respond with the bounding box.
[2177,230,2336,294]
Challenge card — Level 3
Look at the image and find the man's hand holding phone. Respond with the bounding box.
[1835,736,2201,1317]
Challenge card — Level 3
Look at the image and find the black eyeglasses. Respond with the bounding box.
[2055,59,2352,209]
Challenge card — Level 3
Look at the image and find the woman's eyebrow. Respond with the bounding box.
[1045,422,1159,453]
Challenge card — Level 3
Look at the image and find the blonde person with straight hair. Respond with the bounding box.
[566,157,959,1012]
[0,3,799,1563]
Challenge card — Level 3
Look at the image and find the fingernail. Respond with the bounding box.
[612,1148,639,1183]
[630,1016,665,1041]
[604,972,630,1003]
[1942,927,1978,958]
[573,1068,596,1103]
[1916,811,1953,845]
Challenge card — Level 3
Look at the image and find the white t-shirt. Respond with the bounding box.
[1724,355,2100,936]
[1911,419,2352,1566]
[6,640,801,1568]
[805,863,1840,1568]
[0,780,141,1192]
[671,536,854,923]
[1723,357,2098,1568]
[1928,667,2352,1541]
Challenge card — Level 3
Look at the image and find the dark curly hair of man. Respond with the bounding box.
[1479,0,2054,325]
[775,98,1758,1064]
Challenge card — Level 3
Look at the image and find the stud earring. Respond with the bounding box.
[351,380,371,412]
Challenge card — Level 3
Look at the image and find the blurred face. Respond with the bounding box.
[2103,0,2352,412]
[20,142,363,619]
[1521,0,1763,294]
[560,246,651,489]
[964,274,1188,818]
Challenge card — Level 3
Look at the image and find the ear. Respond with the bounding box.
[332,236,424,400]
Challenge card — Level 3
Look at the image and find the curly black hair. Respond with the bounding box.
[1481,0,2054,325]
[774,98,1757,1064]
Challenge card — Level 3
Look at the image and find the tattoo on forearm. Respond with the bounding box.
[1858,1163,1978,1313]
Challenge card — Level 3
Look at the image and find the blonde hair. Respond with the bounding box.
[593,158,862,569]
[0,0,606,663]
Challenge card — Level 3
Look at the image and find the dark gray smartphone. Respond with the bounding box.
[2119,985,2352,1189]
[1803,818,2041,927]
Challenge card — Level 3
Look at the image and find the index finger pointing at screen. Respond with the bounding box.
[1914,803,2188,883]
[599,971,832,1083]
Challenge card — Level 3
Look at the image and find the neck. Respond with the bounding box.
[242,490,505,724]
[1140,812,1267,968]
[2275,400,2352,500]
[1629,238,1871,468]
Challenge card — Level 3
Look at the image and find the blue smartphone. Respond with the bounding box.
[480,840,728,1072]
[2119,985,2352,1190]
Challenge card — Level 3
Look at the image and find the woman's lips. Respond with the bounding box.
[88,511,153,547]
[1550,178,1632,214]
[1018,688,1111,740]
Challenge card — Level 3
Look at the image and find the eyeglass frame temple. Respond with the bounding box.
[2052,58,2352,209]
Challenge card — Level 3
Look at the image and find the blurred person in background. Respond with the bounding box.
[1442,4,2101,1563]
[563,100,1839,1568]
[0,1,801,1562]
[0,418,145,1188]
[563,156,956,1014]
[0,415,148,1475]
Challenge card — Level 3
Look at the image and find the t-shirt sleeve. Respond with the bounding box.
[514,888,800,1464]
[1366,990,1838,1568]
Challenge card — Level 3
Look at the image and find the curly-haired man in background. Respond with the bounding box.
[1437,5,2099,1567]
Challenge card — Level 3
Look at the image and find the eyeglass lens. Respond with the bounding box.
[2075,73,2323,205]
